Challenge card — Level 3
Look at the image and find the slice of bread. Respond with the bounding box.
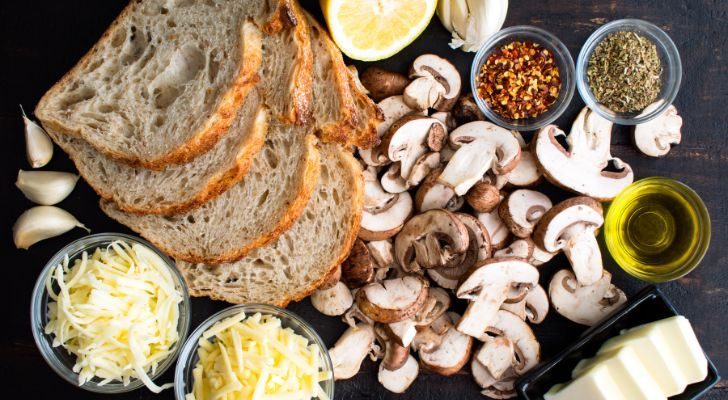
[35,2,265,170]
[305,13,357,145]
[258,0,313,125]
[347,66,384,149]
[101,122,321,264]
[46,90,268,215]
[177,145,363,306]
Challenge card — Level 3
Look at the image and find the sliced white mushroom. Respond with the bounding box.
[549,269,627,326]
[394,209,470,272]
[380,163,410,194]
[529,244,557,266]
[493,238,534,259]
[499,189,552,238]
[438,122,521,195]
[634,104,683,157]
[329,323,375,380]
[342,302,374,328]
[507,150,541,187]
[414,287,451,327]
[533,108,634,201]
[311,281,354,316]
[481,310,541,375]
[476,197,510,250]
[359,96,414,167]
[418,312,472,375]
[431,111,457,130]
[453,212,492,269]
[403,54,461,111]
[475,336,514,380]
[356,275,429,323]
[367,240,394,269]
[415,168,462,212]
[534,196,604,286]
[456,258,539,338]
[381,114,447,179]
[363,167,396,213]
[378,354,419,393]
[407,152,441,187]
[359,190,412,241]
[524,284,549,324]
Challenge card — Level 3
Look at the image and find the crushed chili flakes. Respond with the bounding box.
[476,41,561,120]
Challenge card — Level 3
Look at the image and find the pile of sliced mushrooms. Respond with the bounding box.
[312,54,684,398]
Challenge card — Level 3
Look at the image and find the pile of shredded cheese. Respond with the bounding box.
[44,240,183,392]
[187,312,332,400]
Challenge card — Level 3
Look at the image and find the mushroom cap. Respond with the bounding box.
[418,312,473,375]
[378,354,419,393]
[329,323,375,380]
[499,189,553,238]
[548,269,627,326]
[634,104,683,157]
[341,239,375,289]
[524,284,549,324]
[311,281,354,316]
[359,190,412,241]
[481,310,541,375]
[382,114,446,179]
[394,209,470,272]
[357,275,430,323]
[452,92,486,125]
[466,181,501,213]
[360,67,410,102]
[454,212,492,269]
[533,121,634,201]
[438,122,521,195]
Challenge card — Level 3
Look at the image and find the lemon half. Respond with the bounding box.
[321,0,438,61]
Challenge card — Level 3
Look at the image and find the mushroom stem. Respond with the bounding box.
[562,225,603,286]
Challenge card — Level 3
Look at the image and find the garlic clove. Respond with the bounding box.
[21,105,53,168]
[13,206,89,249]
[16,170,79,205]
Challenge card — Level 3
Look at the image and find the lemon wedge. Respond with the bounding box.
[321,0,437,61]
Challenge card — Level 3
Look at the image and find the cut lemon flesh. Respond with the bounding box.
[321,0,437,61]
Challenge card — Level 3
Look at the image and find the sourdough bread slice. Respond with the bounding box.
[35,3,264,169]
[305,13,357,145]
[101,122,320,264]
[177,145,363,306]
[47,90,268,215]
[347,66,383,149]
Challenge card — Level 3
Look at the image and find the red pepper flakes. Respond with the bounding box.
[476,41,561,120]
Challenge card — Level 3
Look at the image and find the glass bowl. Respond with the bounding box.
[470,25,576,131]
[174,304,334,400]
[604,177,710,282]
[30,233,191,393]
[576,19,682,125]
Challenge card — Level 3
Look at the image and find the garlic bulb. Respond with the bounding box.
[21,105,54,168]
[16,170,79,205]
[13,206,89,249]
[437,0,508,52]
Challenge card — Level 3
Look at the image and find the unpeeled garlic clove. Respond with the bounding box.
[16,170,79,205]
[21,105,53,168]
[13,206,89,249]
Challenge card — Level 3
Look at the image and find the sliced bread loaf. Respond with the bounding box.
[347,66,384,149]
[305,13,357,145]
[46,90,268,215]
[101,122,321,264]
[35,2,264,169]
[177,144,363,306]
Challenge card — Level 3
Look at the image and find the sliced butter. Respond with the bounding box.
[544,363,621,400]
[572,346,664,399]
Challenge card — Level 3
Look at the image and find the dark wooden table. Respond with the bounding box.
[2,0,726,398]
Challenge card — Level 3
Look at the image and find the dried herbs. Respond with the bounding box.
[587,31,663,113]
[476,41,561,120]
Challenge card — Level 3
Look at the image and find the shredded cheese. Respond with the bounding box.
[44,240,183,392]
[188,312,331,400]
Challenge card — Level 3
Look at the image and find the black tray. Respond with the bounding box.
[516,286,721,400]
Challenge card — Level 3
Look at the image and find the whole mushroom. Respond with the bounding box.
[534,196,604,286]
[360,67,411,102]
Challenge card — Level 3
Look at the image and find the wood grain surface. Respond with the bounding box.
[1,0,725,398]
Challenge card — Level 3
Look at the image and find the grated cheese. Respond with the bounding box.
[44,240,183,392]
[188,312,331,400]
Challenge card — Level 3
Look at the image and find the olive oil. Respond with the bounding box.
[604,177,710,282]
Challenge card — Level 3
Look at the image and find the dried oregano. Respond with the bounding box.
[587,31,663,113]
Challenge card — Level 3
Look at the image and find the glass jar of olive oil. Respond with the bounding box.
[604,177,711,282]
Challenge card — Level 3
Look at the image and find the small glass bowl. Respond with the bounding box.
[576,19,682,125]
[174,304,334,400]
[604,177,710,282]
[30,233,191,393]
[470,25,576,131]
